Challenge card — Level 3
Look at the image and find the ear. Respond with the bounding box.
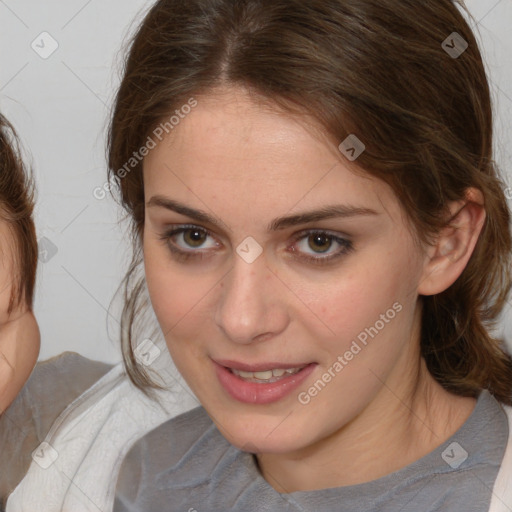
[418,187,486,296]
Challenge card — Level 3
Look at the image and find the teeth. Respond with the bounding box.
[238,370,255,379]
[231,366,306,381]
[254,370,273,380]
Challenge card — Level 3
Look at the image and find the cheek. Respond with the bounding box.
[143,237,185,328]
[304,242,418,357]
[143,238,217,345]
[143,250,216,394]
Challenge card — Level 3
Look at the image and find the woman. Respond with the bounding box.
[0,115,115,510]
[104,0,512,510]
[0,116,194,512]
[0,113,41,505]
[0,114,39,415]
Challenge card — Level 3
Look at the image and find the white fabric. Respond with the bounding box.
[6,360,198,512]
[488,404,512,512]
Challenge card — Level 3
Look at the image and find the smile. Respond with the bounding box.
[213,360,317,404]
[230,366,306,383]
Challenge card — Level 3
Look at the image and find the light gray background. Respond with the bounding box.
[0,0,511,364]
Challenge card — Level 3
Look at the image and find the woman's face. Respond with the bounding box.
[0,219,40,413]
[142,87,429,454]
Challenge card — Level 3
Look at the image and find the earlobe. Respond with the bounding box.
[418,187,486,296]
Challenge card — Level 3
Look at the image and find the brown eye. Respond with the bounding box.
[289,230,354,266]
[183,229,207,248]
[159,225,219,261]
[307,233,332,253]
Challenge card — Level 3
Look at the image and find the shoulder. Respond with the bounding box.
[37,350,112,383]
[115,405,231,498]
[14,351,113,419]
[125,405,224,471]
[489,403,512,512]
[0,352,113,504]
[1,350,113,434]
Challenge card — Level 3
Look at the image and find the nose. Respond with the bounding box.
[214,254,289,345]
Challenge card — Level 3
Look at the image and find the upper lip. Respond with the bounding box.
[213,359,313,372]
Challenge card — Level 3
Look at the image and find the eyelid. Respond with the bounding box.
[161,224,352,243]
[159,224,354,264]
[288,227,351,244]
[164,224,220,248]
[286,229,354,264]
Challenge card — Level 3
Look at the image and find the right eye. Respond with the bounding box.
[159,224,221,261]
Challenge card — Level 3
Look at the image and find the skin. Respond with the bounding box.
[0,219,40,413]
[142,86,485,493]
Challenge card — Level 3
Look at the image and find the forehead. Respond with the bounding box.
[143,88,400,225]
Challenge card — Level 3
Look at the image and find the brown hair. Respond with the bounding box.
[107,0,512,403]
[0,114,38,312]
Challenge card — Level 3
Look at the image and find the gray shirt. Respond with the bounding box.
[114,390,509,512]
[0,352,112,509]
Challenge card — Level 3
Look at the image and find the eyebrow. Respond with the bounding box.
[146,195,379,232]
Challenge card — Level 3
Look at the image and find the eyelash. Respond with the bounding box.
[158,224,354,266]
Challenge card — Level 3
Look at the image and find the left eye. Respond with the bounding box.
[288,231,354,263]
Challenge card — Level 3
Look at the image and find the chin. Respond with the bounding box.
[209,411,306,454]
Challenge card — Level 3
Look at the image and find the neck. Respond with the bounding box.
[256,357,476,493]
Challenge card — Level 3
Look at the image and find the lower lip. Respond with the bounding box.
[214,361,317,404]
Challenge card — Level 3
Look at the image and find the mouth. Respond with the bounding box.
[213,358,312,382]
[212,359,317,404]
[229,365,307,383]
